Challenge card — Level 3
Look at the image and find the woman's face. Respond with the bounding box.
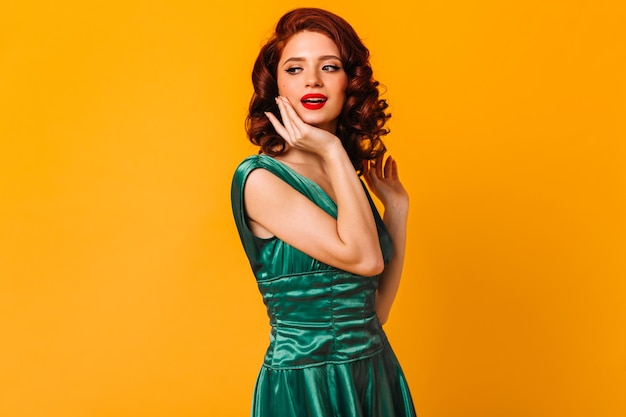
[276,31,348,133]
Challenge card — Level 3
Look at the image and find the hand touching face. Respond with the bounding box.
[265,96,342,156]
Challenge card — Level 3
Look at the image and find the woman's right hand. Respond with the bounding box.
[247,96,384,276]
[264,96,341,157]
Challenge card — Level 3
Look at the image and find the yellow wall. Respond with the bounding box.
[1,1,624,416]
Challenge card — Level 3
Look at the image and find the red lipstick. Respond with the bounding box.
[300,94,328,110]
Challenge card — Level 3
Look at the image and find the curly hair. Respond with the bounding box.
[246,8,390,171]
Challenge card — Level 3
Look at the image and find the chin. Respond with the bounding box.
[311,122,336,132]
[303,116,338,131]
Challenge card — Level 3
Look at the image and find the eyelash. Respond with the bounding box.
[284,65,342,74]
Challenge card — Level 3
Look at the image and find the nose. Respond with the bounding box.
[306,70,322,87]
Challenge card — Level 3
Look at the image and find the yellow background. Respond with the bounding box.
[1,1,624,416]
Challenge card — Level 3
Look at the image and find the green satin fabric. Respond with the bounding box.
[231,155,416,416]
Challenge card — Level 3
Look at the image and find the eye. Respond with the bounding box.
[284,67,302,74]
[322,64,341,72]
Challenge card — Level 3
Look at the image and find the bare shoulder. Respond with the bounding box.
[244,167,293,202]
[243,167,309,213]
[243,168,302,234]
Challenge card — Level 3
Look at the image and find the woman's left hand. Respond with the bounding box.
[362,155,409,214]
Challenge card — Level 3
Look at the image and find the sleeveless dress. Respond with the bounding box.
[231,154,417,417]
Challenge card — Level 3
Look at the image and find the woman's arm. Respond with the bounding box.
[363,156,410,325]
[244,96,384,276]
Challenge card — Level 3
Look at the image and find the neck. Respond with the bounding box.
[276,148,323,167]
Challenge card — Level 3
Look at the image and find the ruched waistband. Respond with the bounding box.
[257,271,385,369]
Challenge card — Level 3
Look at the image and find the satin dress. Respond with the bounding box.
[231,154,416,417]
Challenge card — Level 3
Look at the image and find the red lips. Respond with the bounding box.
[300,94,328,110]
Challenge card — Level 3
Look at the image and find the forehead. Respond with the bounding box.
[280,31,340,59]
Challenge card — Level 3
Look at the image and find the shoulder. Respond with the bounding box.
[232,155,291,200]
[233,154,302,191]
[232,154,263,180]
[232,155,268,192]
[244,166,288,195]
[232,154,286,181]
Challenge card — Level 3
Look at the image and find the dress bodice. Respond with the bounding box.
[231,154,394,369]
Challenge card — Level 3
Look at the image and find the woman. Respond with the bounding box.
[231,7,416,416]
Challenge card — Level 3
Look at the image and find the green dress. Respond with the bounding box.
[231,154,416,417]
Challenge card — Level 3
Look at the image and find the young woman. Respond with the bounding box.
[231,7,416,416]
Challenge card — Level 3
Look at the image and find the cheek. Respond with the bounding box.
[276,75,290,95]
[277,81,296,98]
[335,81,348,106]
[340,78,348,94]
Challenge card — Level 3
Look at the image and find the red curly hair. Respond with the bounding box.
[246,8,390,171]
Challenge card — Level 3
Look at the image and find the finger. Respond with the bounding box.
[384,155,393,179]
[264,111,290,140]
[368,159,383,186]
[362,160,373,187]
[275,97,297,141]
[279,97,305,142]
[279,96,305,132]
[375,155,384,179]
[362,160,369,176]
[391,158,400,181]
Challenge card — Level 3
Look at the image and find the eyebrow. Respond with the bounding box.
[281,55,342,65]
